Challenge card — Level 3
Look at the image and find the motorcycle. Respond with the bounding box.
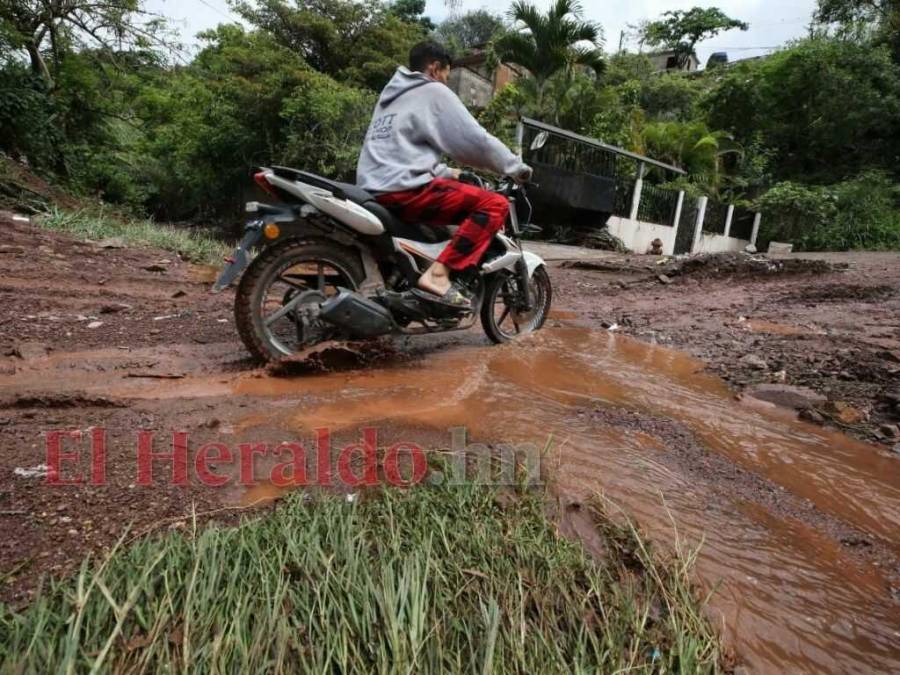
[213,166,552,362]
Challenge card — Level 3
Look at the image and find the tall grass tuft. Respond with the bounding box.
[35,207,230,265]
[0,485,724,673]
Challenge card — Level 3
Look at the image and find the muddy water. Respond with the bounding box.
[231,327,900,673]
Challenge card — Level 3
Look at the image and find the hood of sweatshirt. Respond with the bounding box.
[378,66,434,106]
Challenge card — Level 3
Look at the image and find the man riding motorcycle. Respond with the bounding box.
[357,40,534,309]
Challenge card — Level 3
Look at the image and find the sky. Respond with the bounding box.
[145,0,819,67]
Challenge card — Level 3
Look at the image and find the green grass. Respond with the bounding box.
[0,484,723,673]
[35,207,230,265]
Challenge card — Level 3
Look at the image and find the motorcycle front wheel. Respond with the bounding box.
[480,266,552,344]
[234,240,364,362]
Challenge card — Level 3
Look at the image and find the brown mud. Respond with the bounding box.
[1,216,899,672]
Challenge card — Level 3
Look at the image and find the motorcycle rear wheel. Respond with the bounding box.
[480,267,552,344]
[234,240,364,362]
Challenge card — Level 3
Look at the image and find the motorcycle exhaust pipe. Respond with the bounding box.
[319,288,396,338]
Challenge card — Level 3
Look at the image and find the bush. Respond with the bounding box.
[757,172,900,250]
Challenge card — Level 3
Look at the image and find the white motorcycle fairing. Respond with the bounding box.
[266,173,385,236]
[261,169,547,281]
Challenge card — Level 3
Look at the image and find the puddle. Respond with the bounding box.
[3,326,898,671]
[229,327,899,673]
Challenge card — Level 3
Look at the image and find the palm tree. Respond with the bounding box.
[639,121,743,196]
[494,0,604,110]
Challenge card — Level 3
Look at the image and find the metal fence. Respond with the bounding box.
[637,184,680,226]
[729,207,755,240]
[612,176,634,217]
[522,125,618,178]
[703,200,729,235]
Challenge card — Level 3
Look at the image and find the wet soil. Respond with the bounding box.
[1,215,899,673]
[554,249,900,448]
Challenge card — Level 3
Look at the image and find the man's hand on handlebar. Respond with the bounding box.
[512,163,534,185]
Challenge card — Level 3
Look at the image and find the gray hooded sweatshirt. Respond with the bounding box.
[356,67,528,194]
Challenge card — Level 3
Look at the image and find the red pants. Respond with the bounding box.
[376,178,509,270]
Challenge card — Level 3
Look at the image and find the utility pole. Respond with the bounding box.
[618,30,625,54]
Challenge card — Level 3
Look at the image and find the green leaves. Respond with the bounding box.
[494,0,605,95]
[639,7,748,69]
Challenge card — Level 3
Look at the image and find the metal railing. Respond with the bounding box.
[637,184,680,226]
[613,176,634,217]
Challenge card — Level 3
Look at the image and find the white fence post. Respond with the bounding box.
[629,162,646,221]
[692,196,708,254]
[668,190,686,255]
[750,212,762,246]
[723,204,734,238]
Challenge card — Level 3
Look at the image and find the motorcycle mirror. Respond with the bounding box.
[530,131,549,151]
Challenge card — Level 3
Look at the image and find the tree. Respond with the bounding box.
[494,0,604,109]
[433,10,505,53]
[816,0,900,58]
[389,0,434,31]
[704,37,900,184]
[0,0,162,87]
[231,0,426,90]
[639,7,748,69]
[638,120,742,195]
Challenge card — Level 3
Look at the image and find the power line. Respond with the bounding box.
[195,0,238,22]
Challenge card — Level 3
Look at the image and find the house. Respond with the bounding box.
[447,50,524,109]
[646,50,699,73]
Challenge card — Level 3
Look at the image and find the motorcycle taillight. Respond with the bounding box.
[254,171,276,197]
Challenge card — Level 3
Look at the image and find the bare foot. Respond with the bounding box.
[418,262,451,296]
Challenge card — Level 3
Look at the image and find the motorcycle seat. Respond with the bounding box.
[271,166,453,243]
[272,166,374,205]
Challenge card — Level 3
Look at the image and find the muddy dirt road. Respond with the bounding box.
[1,215,899,673]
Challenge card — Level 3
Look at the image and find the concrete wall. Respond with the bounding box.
[606,215,677,255]
[695,232,751,254]
[447,67,493,109]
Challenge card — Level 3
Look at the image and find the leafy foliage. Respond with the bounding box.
[757,172,900,250]
[704,37,900,184]
[494,0,604,107]
[230,0,426,90]
[2,0,900,250]
[434,9,506,54]
[639,7,748,68]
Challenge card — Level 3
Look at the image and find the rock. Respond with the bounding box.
[10,341,50,360]
[879,424,900,439]
[746,384,826,410]
[892,443,900,456]
[826,400,868,425]
[881,391,900,405]
[171,289,187,298]
[86,321,104,329]
[97,237,126,249]
[142,263,168,273]
[744,244,758,254]
[878,350,900,364]
[799,408,826,424]
[740,353,769,371]
[767,241,794,254]
[657,274,673,285]
[99,303,131,314]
